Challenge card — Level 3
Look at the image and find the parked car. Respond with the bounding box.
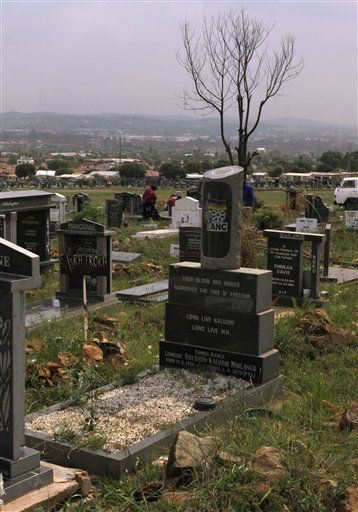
[334,177,358,205]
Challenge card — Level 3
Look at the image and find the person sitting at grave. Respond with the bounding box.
[167,192,182,216]
[243,181,254,207]
[142,184,161,220]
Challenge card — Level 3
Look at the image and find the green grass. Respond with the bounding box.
[25,302,164,413]
[32,282,357,511]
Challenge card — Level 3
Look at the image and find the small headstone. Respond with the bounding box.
[305,195,330,223]
[170,244,180,258]
[73,193,90,213]
[345,211,358,230]
[264,229,326,306]
[179,227,201,263]
[285,189,298,211]
[171,197,201,228]
[106,199,123,228]
[201,166,243,269]
[344,197,358,211]
[295,218,318,233]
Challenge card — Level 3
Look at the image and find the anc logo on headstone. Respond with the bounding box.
[205,199,228,232]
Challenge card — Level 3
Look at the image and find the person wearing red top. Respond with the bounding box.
[167,193,182,216]
[142,185,161,220]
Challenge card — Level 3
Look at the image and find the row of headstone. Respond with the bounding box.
[0,191,52,265]
[114,192,142,216]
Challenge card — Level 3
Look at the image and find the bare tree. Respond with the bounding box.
[178,10,303,178]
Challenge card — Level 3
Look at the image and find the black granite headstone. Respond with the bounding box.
[306,195,330,223]
[267,237,303,298]
[264,229,326,306]
[56,219,113,303]
[16,209,50,262]
[0,215,5,238]
[0,239,53,503]
[106,199,123,228]
[160,166,279,384]
[179,227,201,263]
[344,197,358,211]
[202,166,243,269]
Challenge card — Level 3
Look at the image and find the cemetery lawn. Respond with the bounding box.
[31,281,357,512]
[28,187,355,305]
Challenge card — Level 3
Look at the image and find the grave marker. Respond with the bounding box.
[201,166,243,269]
[73,193,90,213]
[264,229,326,306]
[305,194,330,224]
[160,166,279,383]
[295,217,318,233]
[171,197,202,228]
[0,238,53,503]
[345,211,358,230]
[106,199,123,228]
[56,219,114,303]
[179,226,201,263]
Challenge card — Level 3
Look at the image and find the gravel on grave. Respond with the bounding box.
[26,369,249,452]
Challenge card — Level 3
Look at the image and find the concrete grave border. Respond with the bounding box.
[25,373,283,478]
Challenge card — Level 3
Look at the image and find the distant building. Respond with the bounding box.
[17,156,35,165]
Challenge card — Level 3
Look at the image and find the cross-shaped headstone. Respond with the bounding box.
[0,238,53,504]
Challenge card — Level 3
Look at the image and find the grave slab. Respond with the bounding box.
[321,266,358,284]
[24,374,283,478]
[116,280,168,301]
[111,251,142,263]
[132,229,178,239]
[3,463,80,512]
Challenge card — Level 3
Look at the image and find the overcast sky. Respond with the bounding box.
[1,1,357,125]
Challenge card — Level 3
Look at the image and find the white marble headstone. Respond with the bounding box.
[171,197,202,228]
[345,211,358,230]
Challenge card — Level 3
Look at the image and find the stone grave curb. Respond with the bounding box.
[25,374,283,478]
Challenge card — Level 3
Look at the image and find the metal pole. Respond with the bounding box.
[83,275,88,341]
[323,224,331,277]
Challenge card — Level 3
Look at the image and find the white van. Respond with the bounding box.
[334,177,358,205]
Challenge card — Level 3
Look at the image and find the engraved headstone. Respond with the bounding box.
[106,199,123,228]
[179,226,201,263]
[159,166,279,384]
[345,211,358,230]
[0,239,53,503]
[201,166,243,270]
[295,218,318,233]
[56,219,114,303]
[264,229,326,306]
